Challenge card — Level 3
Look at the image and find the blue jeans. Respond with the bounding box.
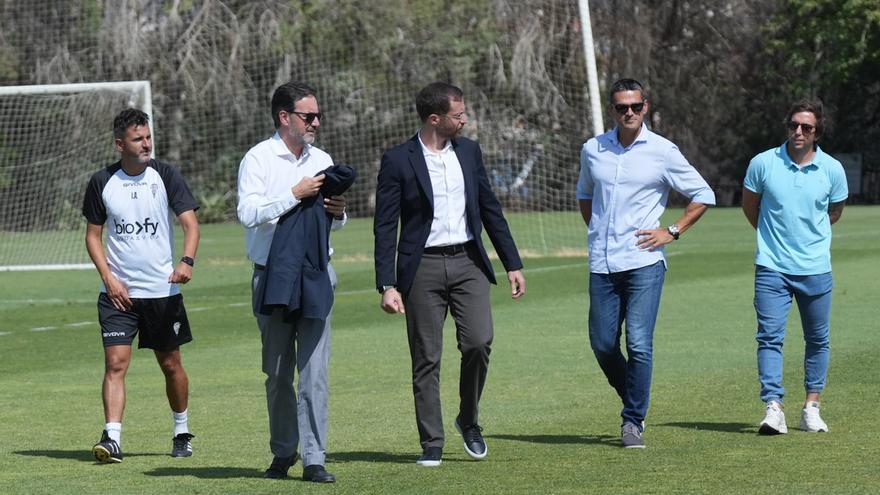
[589,261,665,428]
[754,266,832,404]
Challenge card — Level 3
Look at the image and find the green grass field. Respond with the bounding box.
[1,206,878,494]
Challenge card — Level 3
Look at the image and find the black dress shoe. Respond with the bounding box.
[303,464,336,483]
[264,453,299,479]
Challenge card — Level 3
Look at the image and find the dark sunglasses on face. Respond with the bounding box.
[613,102,645,115]
[290,111,323,125]
[786,121,815,134]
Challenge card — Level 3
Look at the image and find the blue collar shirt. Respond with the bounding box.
[577,125,716,274]
[743,142,848,275]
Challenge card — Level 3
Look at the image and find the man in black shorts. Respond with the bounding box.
[82,108,200,463]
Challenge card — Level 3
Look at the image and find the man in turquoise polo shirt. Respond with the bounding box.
[742,100,848,435]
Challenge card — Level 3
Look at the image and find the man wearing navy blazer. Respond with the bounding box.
[374,82,526,467]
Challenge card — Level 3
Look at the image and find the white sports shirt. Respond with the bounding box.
[82,160,199,298]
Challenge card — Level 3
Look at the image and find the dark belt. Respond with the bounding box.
[423,241,471,256]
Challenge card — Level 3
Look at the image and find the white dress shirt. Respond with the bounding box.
[419,133,473,248]
[237,133,345,265]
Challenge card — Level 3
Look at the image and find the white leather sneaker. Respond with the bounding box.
[800,401,829,432]
[759,400,788,435]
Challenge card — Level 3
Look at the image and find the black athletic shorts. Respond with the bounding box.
[97,293,193,351]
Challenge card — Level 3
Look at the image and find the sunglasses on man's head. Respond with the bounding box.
[786,121,815,134]
[613,102,645,115]
[290,111,323,125]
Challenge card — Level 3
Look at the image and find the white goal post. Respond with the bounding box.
[0,80,153,271]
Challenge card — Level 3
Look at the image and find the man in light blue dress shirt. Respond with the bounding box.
[742,100,847,435]
[576,79,716,448]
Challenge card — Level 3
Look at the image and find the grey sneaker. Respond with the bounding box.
[621,422,645,449]
[171,433,194,457]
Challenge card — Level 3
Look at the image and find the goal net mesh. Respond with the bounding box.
[0,0,598,267]
[0,85,151,268]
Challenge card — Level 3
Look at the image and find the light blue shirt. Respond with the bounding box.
[743,143,847,275]
[577,125,716,274]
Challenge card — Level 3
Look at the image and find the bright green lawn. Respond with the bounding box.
[1,207,878,494]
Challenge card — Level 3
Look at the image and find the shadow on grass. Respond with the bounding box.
[489,433,618,447]
[14,450,165,462]
[326,451,439,464]
[657,422,755,433]
[143,466,264,479]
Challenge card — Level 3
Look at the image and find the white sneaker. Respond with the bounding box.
[800,401,829,432]
[759,401,788,434]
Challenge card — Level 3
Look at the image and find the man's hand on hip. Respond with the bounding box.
[635,228,675,251]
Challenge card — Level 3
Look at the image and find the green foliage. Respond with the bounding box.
[190,151,239,224]
[194,189,234,224]
[765,0,880,95]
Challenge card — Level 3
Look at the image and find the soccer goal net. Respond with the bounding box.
[0,81,152,270]
[2,1,605,268]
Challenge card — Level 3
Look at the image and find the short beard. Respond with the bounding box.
[288,126,315,146]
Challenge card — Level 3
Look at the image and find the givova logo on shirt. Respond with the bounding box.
[113,217,159,237]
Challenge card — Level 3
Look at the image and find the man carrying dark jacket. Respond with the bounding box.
[237,81,346,483]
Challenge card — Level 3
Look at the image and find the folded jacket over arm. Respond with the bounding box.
[256,164,357,321]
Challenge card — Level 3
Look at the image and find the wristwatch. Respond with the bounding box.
[180,256,195,267]
[379,285,395,294]
[666,224,681,240]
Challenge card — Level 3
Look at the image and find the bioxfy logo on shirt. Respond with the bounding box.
[113,217,160,240]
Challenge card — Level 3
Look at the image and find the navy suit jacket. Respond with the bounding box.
[258,165,356,321]
[373,134,522,294]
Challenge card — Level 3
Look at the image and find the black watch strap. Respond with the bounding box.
[180,256,195,267]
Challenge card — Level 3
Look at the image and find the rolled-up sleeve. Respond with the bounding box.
[576,144,594,200]
[664,145,716,205]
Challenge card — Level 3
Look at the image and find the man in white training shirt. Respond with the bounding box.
[82,108,200,463]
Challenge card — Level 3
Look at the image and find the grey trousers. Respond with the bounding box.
[404,247,493,449]
[251,264,335,467]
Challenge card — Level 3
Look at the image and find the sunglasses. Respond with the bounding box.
[786,121,815,134]
[289,111,323,125]
[613,102,645,115]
